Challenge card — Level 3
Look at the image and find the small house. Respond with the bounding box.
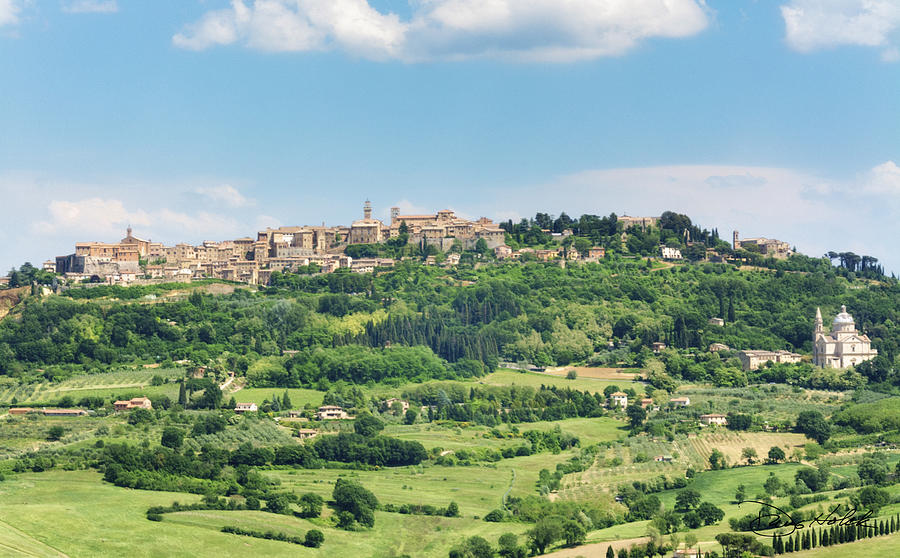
[316,405,349,420]
[669,396,690,407]
[609,392,628,408]
[296,428,318,440]
[700,413,728,426]
[114,397,153,411]
[234,402,258,413]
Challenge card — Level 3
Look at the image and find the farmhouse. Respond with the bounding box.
[708,317,725,327]
[609,392,628,408]
[234,402,258,413]
[316,405,349,420]
[296,428,318,440]
[700,414,728,426]
[113,397,153,411]
[669,396,690,407]
[652,342,667,353]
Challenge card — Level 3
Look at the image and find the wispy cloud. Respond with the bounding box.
[173,0,710,62]
[0,0,22,26]
[62,0,118,14]
[781,0,900,61]
[195,184,255,208]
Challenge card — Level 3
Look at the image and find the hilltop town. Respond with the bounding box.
[39,203,798,288]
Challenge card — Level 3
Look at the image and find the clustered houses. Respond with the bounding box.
[732,230,793,259]
[53,201,508,286]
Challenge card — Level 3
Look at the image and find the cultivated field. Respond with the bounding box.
[0,368,184,405]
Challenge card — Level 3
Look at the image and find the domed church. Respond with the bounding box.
[813,306,878,368]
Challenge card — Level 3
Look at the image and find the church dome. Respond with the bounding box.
[833,305,854,325]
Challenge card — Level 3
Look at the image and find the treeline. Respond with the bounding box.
[401,383,608,426]
[772,514,900,554]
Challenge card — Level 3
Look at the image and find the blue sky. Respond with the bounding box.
[1,1,899,273]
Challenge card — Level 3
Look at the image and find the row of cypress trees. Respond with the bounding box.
[773,514,899,554]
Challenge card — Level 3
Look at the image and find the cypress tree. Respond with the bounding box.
[811,528,817,548]
[606,546,614,558]
[178,381,187,406]
[821,528,828,546]
[785,537,793,553]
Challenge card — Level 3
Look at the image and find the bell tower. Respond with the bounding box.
[363,200,372,220]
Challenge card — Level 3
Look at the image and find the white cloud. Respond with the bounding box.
[173,0,709,62]
[62,0,118,14]
[781,0,900,61]
[862,160,900,194]
[195,184,255,208]
[32,197,245,242]
[0,0,21,26]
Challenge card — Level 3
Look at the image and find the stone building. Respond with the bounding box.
[732,231,792,259]
[349,200,385,245]
[737,350,803,371]
[813,306,878,368]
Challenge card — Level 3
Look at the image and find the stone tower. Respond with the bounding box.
[733,230,740,250]
[363,200,372,220]
[814,307,823,341]
[390,206,399,224]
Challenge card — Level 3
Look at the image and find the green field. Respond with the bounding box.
[0,368,184,405]
[480,369,645,395]
[0,470,526,558]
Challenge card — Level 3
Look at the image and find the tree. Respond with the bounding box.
[727,413,752,431]
[708,449,726,470]
[857,455,889,486]
[767,446,786,464]
[795,467,829,492]
[528,518,562,554]
[626,404,647,429]
[446,501,460,517]
[353,413,385,438]
[606,546,615,558]
[697,502,724,525]
[304,529,324,548]
[453,536,494,558]
[178,381,187,406]
[855,486,891,513]
[404,408,418,425]
[47,426,66,441]
[332,478,378,528]
[684,534,698,552]
[796,410,831,444]
[675,488,701,512]
[298,492,324,518]
[562,519,586,546]
[264,493,292,514]
[741,447,758,465]
[498,533,524,558]
[160,427,184,449]
[282,390,292,410]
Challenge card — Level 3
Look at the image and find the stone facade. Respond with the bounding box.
[813,306,878,368]
[738,350,803,371]
[732,231,792,259]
